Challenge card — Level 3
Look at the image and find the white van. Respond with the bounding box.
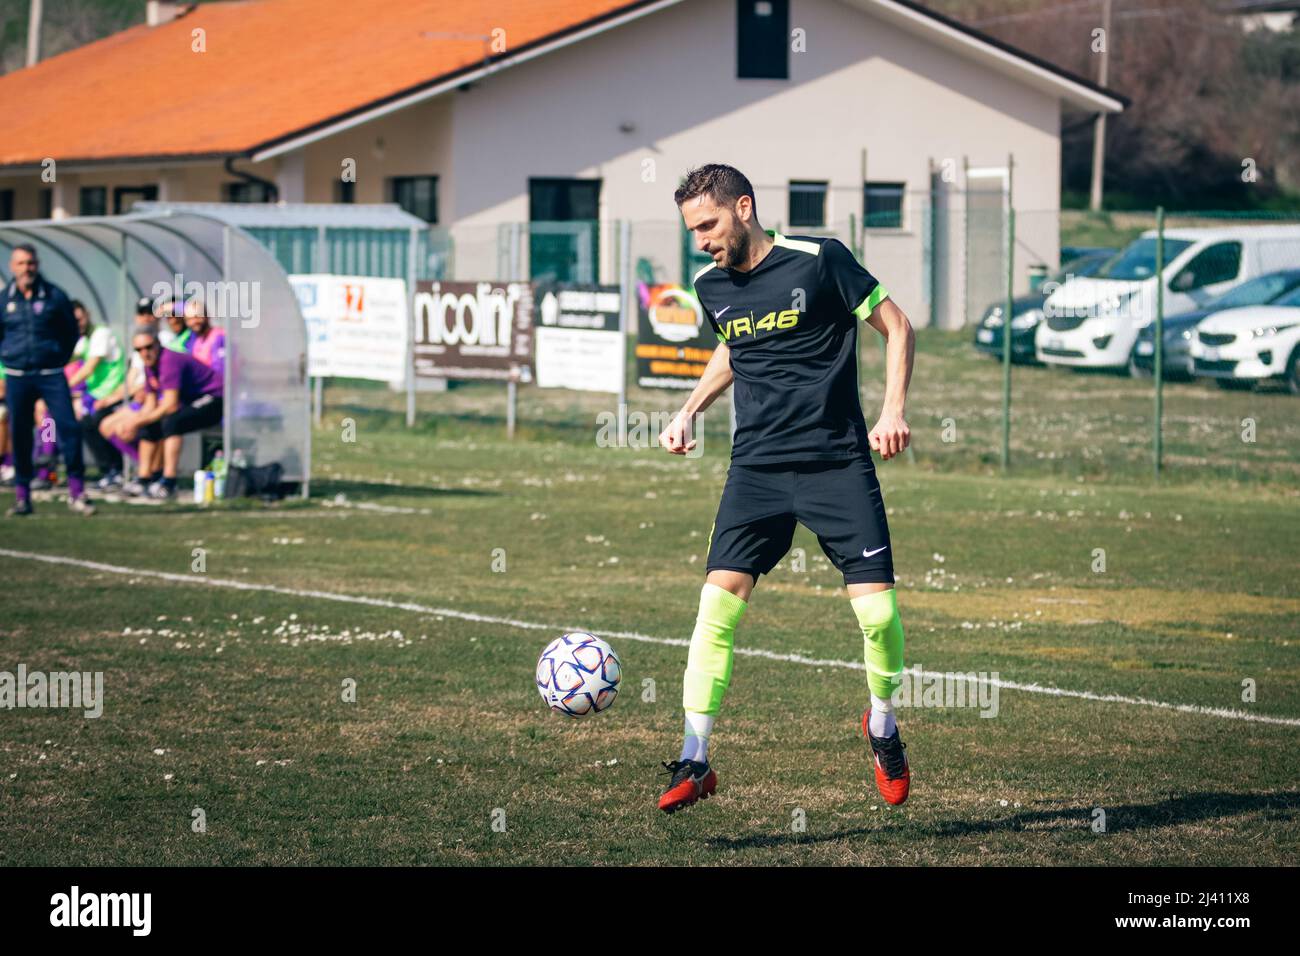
[1036,225,1300,370]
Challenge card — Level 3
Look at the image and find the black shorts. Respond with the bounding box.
[705,456,895,585]
[140,394,224,442]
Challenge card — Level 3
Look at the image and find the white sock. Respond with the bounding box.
[869,695,897,738]
[679,712,715,763]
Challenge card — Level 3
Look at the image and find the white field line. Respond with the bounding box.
[320,499,433,515]
[3,547,1297,729]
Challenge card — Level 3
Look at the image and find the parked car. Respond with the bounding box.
[1037,225,1300,371]
[1188,285,1300,393]
[1060,245,1116,263]
[1130,269,1300,378]
[972,250,1114,362]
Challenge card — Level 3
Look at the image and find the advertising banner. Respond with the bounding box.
[290,274,408,383]
[534,284,622,393]
[635,282,715,389]
[412,280,534,382]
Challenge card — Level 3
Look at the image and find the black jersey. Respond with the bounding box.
[693,230,889,465]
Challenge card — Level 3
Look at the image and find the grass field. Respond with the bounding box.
[1,330,1297,866]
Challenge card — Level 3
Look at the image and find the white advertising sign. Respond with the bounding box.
[290,274,408,382]
[534,286,623,393]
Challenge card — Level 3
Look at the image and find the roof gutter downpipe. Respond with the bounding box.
[223,157,279,203]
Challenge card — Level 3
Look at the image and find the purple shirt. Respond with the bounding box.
[147,347,223,403]
[190,327,226,377]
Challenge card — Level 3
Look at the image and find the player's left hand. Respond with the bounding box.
[869,411,910,461]
[658,410,697,456]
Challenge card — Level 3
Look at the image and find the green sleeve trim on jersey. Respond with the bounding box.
[715,332,726,344]
[772,233,821,256]
[853,285,890,320]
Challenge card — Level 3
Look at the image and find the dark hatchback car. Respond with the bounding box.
[973,250,1115,362]
[1130,269,1300,378]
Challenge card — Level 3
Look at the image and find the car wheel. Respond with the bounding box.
[1214,377,1254,391]
[1286,346,1300,396]
[1127,348,1151,379]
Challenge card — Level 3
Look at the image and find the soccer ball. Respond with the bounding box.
[536,632,621,717]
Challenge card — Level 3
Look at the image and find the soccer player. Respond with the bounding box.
[656,165,915,813]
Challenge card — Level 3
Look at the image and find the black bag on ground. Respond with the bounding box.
[226,462,284,500]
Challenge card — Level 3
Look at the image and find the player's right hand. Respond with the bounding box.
[659,411,697,455]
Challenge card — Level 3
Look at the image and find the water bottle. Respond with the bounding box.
[211,450,227,498]
[204,471,216,504]
[193,470,207,504]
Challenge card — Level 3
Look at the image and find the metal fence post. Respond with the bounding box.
[406,226,418,428]
[618,219,630,418]
[506,222,522,439]
[221,226,234,472]
[851,211,862,389]
[1001,207,1015,472]
[118,232,133,482]
[1154,206,1165,479]
[962,155,970,331]
[926,157,936,331]
[729,383,737,447]
[507,380,517,439]
[313,223,326,427]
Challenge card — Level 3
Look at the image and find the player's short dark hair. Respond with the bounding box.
[11,243,37,258]
[71,300,88,313]
[674,164,757,216]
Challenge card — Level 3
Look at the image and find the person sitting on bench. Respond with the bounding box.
[109,328,223,500]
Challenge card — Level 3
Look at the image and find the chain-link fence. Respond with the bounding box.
[953,207,1300,484]
[301,203,1300,487]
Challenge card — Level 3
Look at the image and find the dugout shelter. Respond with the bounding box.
[0,208,310,495]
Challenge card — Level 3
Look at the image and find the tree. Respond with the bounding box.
[925,0,1300,205]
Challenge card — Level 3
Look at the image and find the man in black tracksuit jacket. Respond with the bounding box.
[0,243,93,516]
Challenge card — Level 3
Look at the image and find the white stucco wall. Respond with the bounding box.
[445,0,1062,324]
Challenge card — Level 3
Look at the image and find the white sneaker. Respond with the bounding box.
[121,479,147,497]
[68,496,96,516]
[146,481,175,500]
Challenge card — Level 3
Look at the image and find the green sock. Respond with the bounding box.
[851,588,905,700]
[682,583,748,717]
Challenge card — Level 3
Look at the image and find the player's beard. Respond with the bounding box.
[722,223,751,270]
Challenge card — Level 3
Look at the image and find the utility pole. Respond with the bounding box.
[1089,0,1113,211]
[26,0,43,67]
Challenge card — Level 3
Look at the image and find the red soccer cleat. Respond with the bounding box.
[658,759,717,814]
[863,709,911,805]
